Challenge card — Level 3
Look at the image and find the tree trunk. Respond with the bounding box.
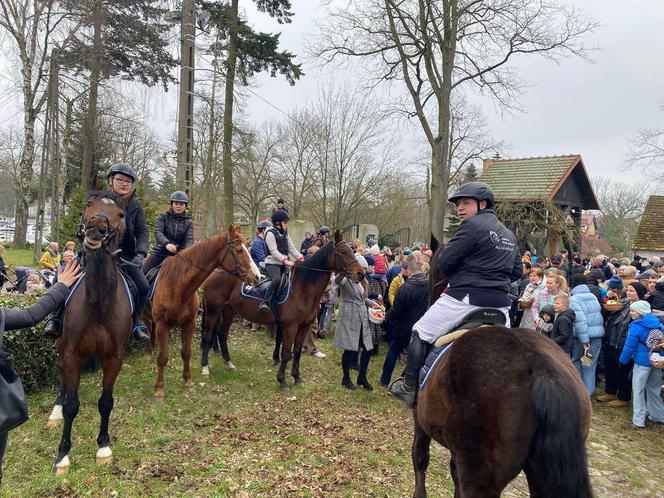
[221,0,239,226]
[81,1,104,190]
[12,108,35,249]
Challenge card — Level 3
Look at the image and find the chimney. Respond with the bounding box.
[482,158,492,174]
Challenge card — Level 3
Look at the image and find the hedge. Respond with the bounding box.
[1,292,60,394]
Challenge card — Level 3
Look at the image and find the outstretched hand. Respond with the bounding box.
[58,260,82,288]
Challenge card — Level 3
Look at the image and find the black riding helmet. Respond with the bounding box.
[271,209,289,224]
[107,162,137,182]
[448,181,495,209]
[319,225,330,235]
[170,191,189,204]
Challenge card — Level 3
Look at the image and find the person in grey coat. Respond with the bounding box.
[333,254,378,391]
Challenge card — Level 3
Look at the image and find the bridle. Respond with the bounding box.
[178,237,250,279]
[293,241,362,281]
[77,212,122,255]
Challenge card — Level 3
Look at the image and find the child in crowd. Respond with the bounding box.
[536,305,555,335]
[551,293,575,356]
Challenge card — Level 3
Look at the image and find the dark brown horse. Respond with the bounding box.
[201,231,363,389]
[49,191,132,475]
[410,236,593,497]
[145,225,260,398]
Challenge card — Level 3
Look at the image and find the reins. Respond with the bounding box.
[177,237,249,279]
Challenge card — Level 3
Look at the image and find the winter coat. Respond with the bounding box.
[619,313,664,367]
[648,281,664,311]
[438,209,521,294]
[153,209,194,251]
[373,254,387,275]
[250,236,268,267]
[385,272,429,340]
[1,283,70,332]
[388,274,405,305]
[604,299,631,349]
[39,249,60,271]
[118,194,149,258]
[300,237,314,254]
[264,228,302,266]
[570,284,605,344]
[320,275,338,306]
[550,308,575,355]
[386,265,402,287]
[333,274,374,352]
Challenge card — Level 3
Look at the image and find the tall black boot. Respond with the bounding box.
[258,285,277,313]
[341,350,356,390]
[357,348,373,391]
[389,333,430,407]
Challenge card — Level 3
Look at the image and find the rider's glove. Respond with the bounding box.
[132,254,144,267]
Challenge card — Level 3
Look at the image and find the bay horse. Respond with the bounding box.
[146,225,260,398]
[50,191,132,475]
[410,235,593,497]
[201,231,363,389]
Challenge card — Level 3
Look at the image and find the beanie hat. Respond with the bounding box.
[355,253,368,269]
[587,269,605,286]
[571,273,587,289]
[573,256,582,265]
[368,244,380,256]
[364,255,375,266]
[629,282,647,300]
[630,300,651,316]
[607,276,623,290]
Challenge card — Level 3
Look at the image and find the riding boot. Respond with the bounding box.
[43,316,62,338]
[258,286,276,313]
[131,310,149,344]
[357,349,373,391]
[389,332,430,407]
[341,350,356,390]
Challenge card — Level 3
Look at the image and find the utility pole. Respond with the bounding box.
[176,0,196,196]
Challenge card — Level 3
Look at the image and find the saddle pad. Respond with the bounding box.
[148,271,161,301]
[419,342,454,390]
[240,277,291,305]
[64,273,134,314]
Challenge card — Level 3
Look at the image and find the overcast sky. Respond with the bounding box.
[239,0,664,183]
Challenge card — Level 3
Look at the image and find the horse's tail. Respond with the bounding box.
[529,366,593,498]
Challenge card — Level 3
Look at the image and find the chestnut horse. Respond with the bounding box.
[410,236,593,497]
[50,191,131,475]
[201,231,363,389]
[145,225,260,398]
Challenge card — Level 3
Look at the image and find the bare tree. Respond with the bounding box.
[313,0,596,240]
[0,127,24,215]
[626,109,664,181]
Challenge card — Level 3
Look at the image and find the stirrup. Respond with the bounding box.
[258,300,271,312]
[131,323,149,343]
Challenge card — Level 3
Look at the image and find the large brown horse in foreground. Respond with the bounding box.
[201,231,363,389]
[50,191,132,475]
[411,236,593,498]
[145,225,260,398]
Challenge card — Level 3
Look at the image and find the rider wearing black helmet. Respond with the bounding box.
[389,181,521,407]
[142,191,194,275]
[313,225,331,249]
[259,209,303,312]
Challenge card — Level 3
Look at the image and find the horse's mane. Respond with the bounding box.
[294,240,335,285]
[158,233,228,282]
[88,190,126,210]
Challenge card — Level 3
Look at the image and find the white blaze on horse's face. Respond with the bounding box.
[243,243,261,281]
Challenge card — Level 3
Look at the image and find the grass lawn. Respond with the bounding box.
[2,247,38,268]
[2,325,663,497]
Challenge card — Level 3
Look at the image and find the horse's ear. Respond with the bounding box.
[334,230,342,244]
[227,224,237,237]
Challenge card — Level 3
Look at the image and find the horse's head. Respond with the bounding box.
[79,191,126,251]
[333,230,365,283]
[219,224,261,284]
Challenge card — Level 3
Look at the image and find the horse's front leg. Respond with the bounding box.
[96,357,122,465]
[291,324,308,384]
[47,377,67,426]
[53,357,82,475]
[277,326,293,390]
[181,317,196,388]
[154,322,170,398]
[272,325,281,366]
[412,412,432,498]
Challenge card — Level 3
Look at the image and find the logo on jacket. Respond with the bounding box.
[489,231,501,245]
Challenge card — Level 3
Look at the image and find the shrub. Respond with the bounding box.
[1,293,59,394]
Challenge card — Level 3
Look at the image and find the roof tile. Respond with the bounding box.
[632,195,664,251]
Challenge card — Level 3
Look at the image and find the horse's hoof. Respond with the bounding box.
[96,446,113,465]
[47,404,63,427]
[53,455,70,476]
[225,361,236,371]
[273,359,280,367]
[280,382,289,390]
[201,366,210,377]
[154,388,165,399]
[293,377,302,385]
[184,379,195,389]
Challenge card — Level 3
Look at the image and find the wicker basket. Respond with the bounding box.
[603,301,623,312]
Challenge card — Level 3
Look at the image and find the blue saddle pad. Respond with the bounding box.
[240,277,291,305]
[419,342,454,390]
[64,273,134,314]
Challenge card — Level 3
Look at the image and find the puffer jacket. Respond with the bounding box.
[118,193,149,258]
[153,209,194,250]
[619,313,664,367]
[648,281,664,311]
[570,284,605,344]
[385,272,429,340]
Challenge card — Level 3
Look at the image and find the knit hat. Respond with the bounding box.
[355,253,368,269]
[607,276,623,290]
[587,269,605,285]
[628,282,647,300]
[630,300,651,316]
[573,256,582,265]
[368,244,380,256]
[571,273,587,289]
[364,255,375,266]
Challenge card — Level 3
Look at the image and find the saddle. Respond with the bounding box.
[64,272,135,314]
[240,270,291,305]
[145,264,162,301]
[419,308,507,389]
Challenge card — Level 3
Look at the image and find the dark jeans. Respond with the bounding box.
[380,335,411,386]
[604,346,632,401]
[120,259,150,322]
[264,264,286,300]
[0,431,7,485]
[142,247,172,275]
